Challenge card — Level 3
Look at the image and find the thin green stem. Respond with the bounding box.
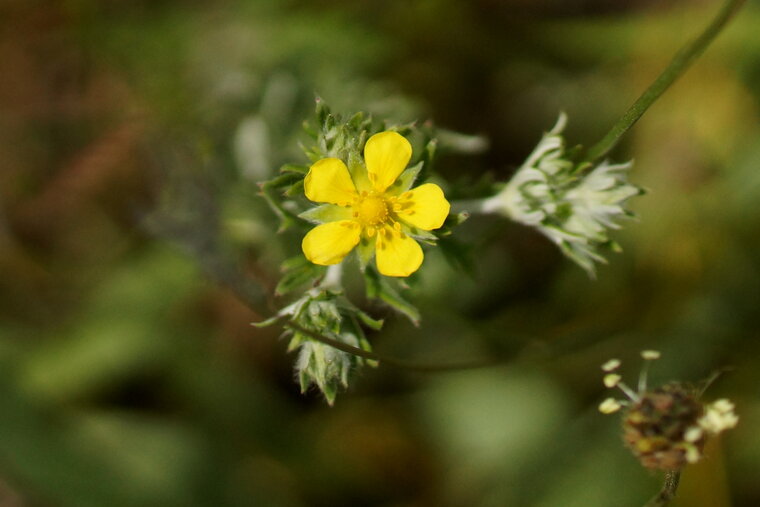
[585,0,747,163]
[644,470,681,507]
[283,320,508,372]
[450,198,487,215]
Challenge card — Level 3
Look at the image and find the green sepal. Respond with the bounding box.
[280,163,309,175]
[275,256,326,296]
[284,180,305,197]
[347,111,366,130]
[347,151,372,193]
[386,161,423,196]
[417,138,437,183]
[431,211,469,238]
[355,310,384,331]
[384,120,417,137]
[298,204,354,224]
[336,298,384,331]
[355,236,376,270]
[315,96,330,128]
[400,223,437,244]
[263,171,303,191]
[344,316,380,368]
[445,211,470,228]
[287,331,305,353]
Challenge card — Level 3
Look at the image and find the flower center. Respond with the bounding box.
[355,195,389,226]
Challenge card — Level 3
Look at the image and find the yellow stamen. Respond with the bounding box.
[355,194,389,226]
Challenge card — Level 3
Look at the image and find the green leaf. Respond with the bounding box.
[354,309,384,331]
[283,179,305,197]
[274,260,325,296]
[298,204,354,224]
[315,96,330,127]
[263,172,303,190]
[347,111,365,130]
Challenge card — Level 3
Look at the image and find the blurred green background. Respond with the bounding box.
[1,0,759,505]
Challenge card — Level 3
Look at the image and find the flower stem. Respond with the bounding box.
[284,321,508,372]
[644,470,681,507]
[450,198,488,215]
[585,0,747,163]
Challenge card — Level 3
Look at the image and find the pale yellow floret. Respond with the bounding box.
[603,373,622,388]
[699,399,739,434]
[684,426,704,443]
[599,398,622,414]
[684,443,702,464]
[641,350,661,360]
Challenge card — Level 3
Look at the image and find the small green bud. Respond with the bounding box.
[254,289,378,405]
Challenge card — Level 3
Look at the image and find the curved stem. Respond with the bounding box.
[644,470,681,507]
[585,0,747,163]
[283,320,508,372]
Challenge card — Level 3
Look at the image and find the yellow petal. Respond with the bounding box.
[396,183,450,231]
[364,131,412,192]
[304,158,357,205]
[302,221,361,266]
[375,227,423,277]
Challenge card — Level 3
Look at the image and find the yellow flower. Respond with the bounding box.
[301,131,450,277]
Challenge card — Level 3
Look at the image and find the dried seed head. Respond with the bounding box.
[600,351,738,470]
[622,383,705,470]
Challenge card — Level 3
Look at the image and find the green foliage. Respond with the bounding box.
[254,289,378,404]
[275,256,326,296]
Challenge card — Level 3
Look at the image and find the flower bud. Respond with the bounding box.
[481,114,643,276]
